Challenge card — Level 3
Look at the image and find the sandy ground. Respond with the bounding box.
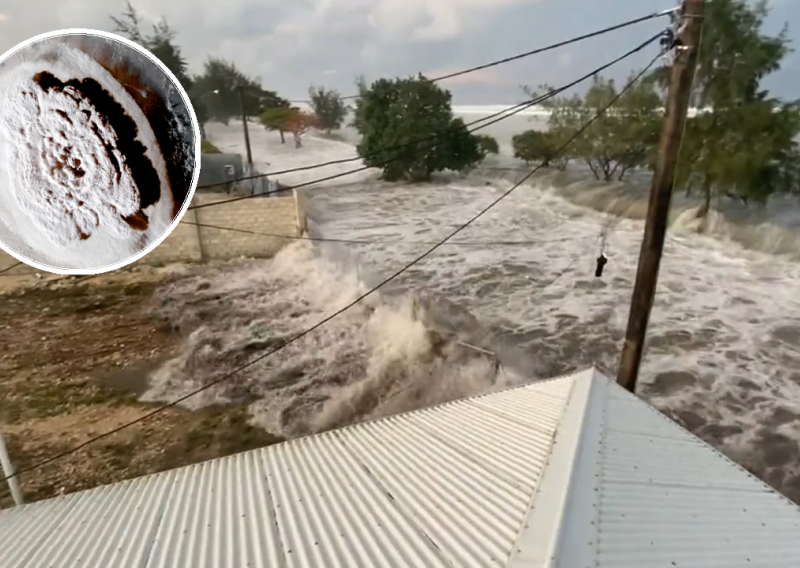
[0,263,280,508]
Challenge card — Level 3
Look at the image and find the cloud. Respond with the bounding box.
[0,13,8,22]
[367,0,532,41]
[1,0,798,103]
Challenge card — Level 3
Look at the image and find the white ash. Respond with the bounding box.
[0,41,174,270]
[1,77,141,247]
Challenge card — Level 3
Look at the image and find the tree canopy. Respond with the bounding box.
[110,3,288,134]
[260,106,316,147]
[475,134,499,158]
[192,59,287,126]
[350,75,370,131]
[355,75,483,182]
[110,3,191,88]
[513,1,799,216]
[308,85,347,134]
[666,0,800,214]
[512,130,566,169]
[523,74,661,181]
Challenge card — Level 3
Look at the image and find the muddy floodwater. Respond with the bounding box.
[146,120,800,506]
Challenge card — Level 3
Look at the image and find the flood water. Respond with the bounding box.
[148,116,800,505]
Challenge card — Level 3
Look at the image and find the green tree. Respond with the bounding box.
[475,134,499,158]
[512,130,565,169]
[110,4,191,88]
[110,1,144,43]
[524,75,660,180]
[439,119,485,175]
[355,75,482,182]
[350,75,370,131]
[201,140,221,154]
[192,58,287,126]
[260,105,294,144]
[308,85,347,134]
[659,0,799,215]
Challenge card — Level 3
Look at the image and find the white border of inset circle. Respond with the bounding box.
[0,28,201,275]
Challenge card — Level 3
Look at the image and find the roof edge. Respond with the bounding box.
[508,368,607,567]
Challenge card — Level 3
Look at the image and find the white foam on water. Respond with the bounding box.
[205,120,375,189]
[144,240,519,438]
[453,104,550,117]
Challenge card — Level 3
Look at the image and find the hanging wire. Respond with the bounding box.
[191,31,667,207]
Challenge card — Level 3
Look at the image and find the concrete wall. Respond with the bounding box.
[0,191,304,274]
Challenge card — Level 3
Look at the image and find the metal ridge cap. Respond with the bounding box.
[508,368,609,567]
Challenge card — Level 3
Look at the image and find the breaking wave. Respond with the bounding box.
[143,241,529,438]
[474,165,800,260]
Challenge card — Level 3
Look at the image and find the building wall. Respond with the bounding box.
[190,192,301,261]
[0,191,304,274]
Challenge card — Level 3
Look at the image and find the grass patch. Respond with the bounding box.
[159,405,283,471]
[0,272,285,507]
[201,139,221,154]
[0,377,132,424]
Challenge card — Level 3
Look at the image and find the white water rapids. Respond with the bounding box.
[145,114,800,505]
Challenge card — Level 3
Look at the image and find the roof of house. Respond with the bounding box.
[1,368,799,567]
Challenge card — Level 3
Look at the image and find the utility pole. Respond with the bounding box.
[237,85,254,170]
[0,429,23,507]
[618,0,705,393]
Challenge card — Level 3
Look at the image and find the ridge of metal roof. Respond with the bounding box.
[2,368,800,568]
[533,370,800,567]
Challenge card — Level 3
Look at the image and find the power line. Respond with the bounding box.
[405,9,674,85]
[316,8,678,101]
[192,31,665,206]
[0,262,23,276]
[536,250,584,292]
[0,46,663,489]
[196,95,538,193]
[183,220,593,247]
[199,28,668,192]
[208,91,550,187]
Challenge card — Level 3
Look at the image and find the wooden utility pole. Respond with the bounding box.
[237,85,254,169]
[618,0,705,393]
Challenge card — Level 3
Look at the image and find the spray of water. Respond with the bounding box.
[143,241,526,438]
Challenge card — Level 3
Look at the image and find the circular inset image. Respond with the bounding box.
[0,29,200,274]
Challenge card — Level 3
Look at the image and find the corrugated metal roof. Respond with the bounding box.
[1,368,800,568]
[595,383,800,568]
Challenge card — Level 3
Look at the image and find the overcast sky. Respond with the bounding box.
[1,0,798,104]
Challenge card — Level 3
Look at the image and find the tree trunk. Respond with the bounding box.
[199,122,206,139]
[697,176,712,218]
[601,158,615,182]
[279,130,285,144]
[608,161,621,181]
[586,160,600,180]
